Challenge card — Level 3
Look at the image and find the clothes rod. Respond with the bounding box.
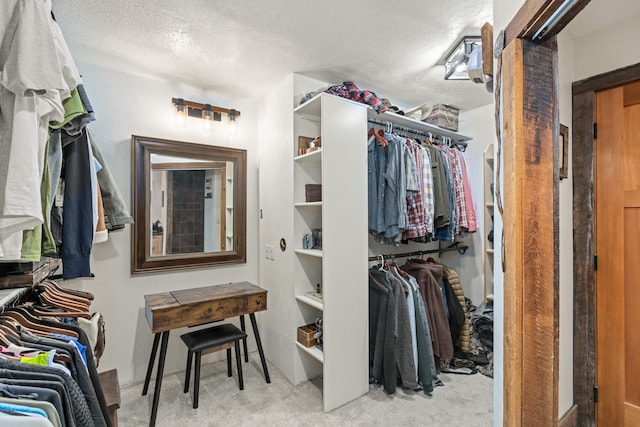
[367,242,468,262]
[367,118,468,149]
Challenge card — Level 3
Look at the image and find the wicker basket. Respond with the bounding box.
[297,323,318,347]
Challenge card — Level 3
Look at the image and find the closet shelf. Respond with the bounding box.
[296,341,324,363]
[296,294,324,311]
[295,249,323,258]
[368,108,472,143]
[486,249,495,255]
[297,93,472,143]
[486,203,494,208]
[294,93,322,116]
[295,201,322,208]
[295,92,365,117]
[294,149,322,164]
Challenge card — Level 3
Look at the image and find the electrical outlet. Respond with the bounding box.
[265,244,275,260]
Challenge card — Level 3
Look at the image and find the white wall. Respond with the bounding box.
[558,31,575,418]
[573,11,640,81]
[455,104,496,305]
[62,60,260,387]
[256,74,296,383]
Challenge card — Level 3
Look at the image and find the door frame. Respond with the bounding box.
[572,62,640,426]
[499,0,591,424]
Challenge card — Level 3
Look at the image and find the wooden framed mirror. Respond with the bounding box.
[131,135,246,274]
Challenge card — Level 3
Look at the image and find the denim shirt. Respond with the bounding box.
[383,134,406,242]
[367,135,387,234]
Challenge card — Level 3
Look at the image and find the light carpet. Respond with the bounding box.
[118,353,493,426]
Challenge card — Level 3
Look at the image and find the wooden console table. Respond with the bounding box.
[142,281,270,427]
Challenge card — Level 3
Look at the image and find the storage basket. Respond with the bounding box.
[305,184,322,202]
[423,104,460,132]
[297,323,318,347]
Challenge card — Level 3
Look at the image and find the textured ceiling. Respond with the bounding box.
[52,0,635,112]
[52,0,493,111]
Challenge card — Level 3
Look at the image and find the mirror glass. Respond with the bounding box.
[131,136,246,274]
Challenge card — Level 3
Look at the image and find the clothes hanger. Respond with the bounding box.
[385,121,394,134]
[43,279,94,301]
[36,287,90,313]
[368,127,388,148]
[0,308,80,339]
[30,306,92,320]
[0,323,21,341]
[41,280,93,306]
[368,274,389,295]
[392,261,408,277]
[0,328,10,347]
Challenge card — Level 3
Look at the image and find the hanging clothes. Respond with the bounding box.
[0,0,81,260]
[368,264,436,394]
[401,259,454,361]
[0,283,111,426]
[367,128,476,245]
[0,0,132,275]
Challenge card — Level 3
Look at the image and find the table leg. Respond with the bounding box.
[149,331,170,427]
[239,315,249,362]
[249,313,271,383]
[142,333,161,395]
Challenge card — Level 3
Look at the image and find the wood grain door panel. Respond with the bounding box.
[596,82,640,426]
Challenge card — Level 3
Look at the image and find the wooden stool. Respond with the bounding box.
[180,324,247,409]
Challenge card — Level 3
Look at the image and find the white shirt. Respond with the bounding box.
[0,0,81,259]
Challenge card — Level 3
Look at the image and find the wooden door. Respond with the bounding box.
[595,80,640,426]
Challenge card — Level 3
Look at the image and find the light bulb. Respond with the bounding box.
[202,104,214,130]
[174,98,187,127]
[228,109,239,134]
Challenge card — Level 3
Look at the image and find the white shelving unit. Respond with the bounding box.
[293,92,368,412]
[483,144,495,301]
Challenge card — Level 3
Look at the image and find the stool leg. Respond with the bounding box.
[193,351,201,409]
[184,351,193,393]
[235,341,244,390]
[227,348,232,377]
[240,315,249,363]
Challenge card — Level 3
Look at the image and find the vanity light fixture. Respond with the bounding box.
[228,108,239,134]
[443,35,482,81]
[172,98,241,130]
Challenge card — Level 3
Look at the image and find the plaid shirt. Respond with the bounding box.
[443,146,467,235]
[403,142,426,239]
[422,146,435,235]
[457,151,477,232]
[325,81,389,114]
